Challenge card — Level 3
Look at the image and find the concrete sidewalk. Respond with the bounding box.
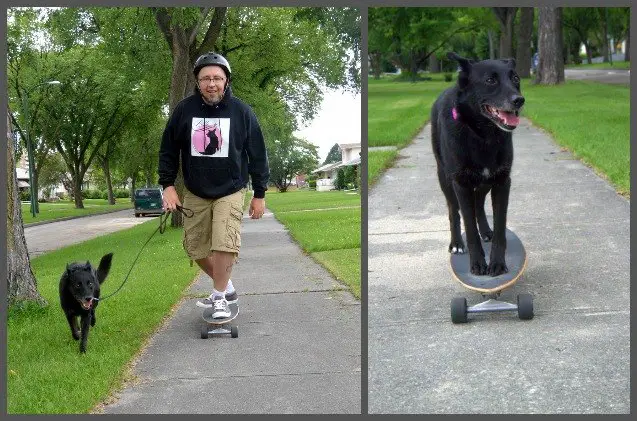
[100,210,361,414]
[368,119,629,414]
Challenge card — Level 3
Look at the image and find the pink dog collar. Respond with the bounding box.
[452,107,459,120]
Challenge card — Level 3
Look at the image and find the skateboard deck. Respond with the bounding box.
[202,302,239,324]
[201,303,239,339]
[450,228,527,294]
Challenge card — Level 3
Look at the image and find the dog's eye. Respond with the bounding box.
[486,77,497,85]
[512,75,520,83]
[88,283,93,287]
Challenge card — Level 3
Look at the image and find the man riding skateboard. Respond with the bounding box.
[159,52,270,319]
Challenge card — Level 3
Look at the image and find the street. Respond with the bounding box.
[24,209,153,258]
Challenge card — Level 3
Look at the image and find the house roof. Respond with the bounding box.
[337,156,361,167]
[338,142,361,151]
[312,162,341,174]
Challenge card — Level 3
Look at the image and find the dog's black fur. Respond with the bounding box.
[59,253,113,353]
[431,52,524,276]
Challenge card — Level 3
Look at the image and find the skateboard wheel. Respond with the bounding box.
[231,326,238,338]
[451,297,468,324]
[517,294,534,320]
[201,324,209,339]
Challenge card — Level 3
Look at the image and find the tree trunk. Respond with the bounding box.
[370,51,382,79]
[584,41,593,64]
[488,30,496,59]
[98,156,115,205]
[536,7,565,85]
[73,176,84,209]
[493,7,518,58]
[516,7,534,78]
[7,112,47,306]
[600,8,610,63]
[625,18,630,62]
[429,54,440,73]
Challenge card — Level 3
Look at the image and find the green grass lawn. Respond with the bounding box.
[367,75,629,196]
[265,190,361,298]
[368,149,399,188]
[565,61,630,70]
[22,199,133,225]
[368,74,450,148]
[8,221,199,414]
[521,79,629,195]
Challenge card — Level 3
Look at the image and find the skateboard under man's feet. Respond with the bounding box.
[200,302,239,339]
[449,229,534,323]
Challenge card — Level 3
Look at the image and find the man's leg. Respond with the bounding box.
[194,255,237,305]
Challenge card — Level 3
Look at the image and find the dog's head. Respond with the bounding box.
[62,253,113,310]
[448,52,525,132]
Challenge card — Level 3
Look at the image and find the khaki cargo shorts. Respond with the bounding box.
[182,188,245,261]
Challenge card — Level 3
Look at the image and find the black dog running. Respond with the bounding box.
[59,253,113,353]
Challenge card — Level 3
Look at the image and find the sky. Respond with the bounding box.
[293,88,361,163]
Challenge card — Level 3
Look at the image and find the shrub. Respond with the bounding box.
[113,188,130,199]
[444,73,453,82]
[19,190,30,201]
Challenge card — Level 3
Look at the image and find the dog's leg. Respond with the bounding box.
[90,308,96,327]
[488,176,511,276]
[437,170,465,253]
[66,313,80,340]
[475,185,493,242]
[79,313,92,353]
[453,180,487,275]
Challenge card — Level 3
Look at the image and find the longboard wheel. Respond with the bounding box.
[231,326,238,338]
[201,324,209,339]
[517,293,534,320]
[451,297,468,324]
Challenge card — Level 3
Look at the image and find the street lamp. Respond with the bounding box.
[21,80,62,217]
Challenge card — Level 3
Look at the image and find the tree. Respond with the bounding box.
[368,8,478,81]
[323,143,342,165]
[516,8,534,77]
[536,7,565,85]
[492,7,518,58]
[562,8,599,64]
[267,136,319,192]
[7,111,46,307]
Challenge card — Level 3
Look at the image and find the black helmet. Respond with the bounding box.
[193,52,231,79]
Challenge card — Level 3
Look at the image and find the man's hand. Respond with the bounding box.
[249,197,265,219]
[162,186,182,212]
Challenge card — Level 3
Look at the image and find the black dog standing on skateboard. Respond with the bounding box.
[59,253,113,353]
[431,52,524,276]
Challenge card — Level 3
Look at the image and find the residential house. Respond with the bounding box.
[312,142,361,191]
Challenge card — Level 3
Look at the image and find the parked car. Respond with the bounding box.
[134,188,164,217]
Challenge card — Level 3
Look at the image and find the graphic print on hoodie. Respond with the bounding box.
[191,117,230,158]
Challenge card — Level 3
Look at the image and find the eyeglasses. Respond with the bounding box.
[198,76,226,85]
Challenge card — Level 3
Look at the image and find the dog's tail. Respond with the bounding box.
[97,253,114,284]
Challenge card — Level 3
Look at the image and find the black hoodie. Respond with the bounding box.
[158,87,269,199]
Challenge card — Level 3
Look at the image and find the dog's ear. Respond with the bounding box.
[97,253,114,284]
[85,261,91,270]
[447,52,473,89]
[500,58,516,69]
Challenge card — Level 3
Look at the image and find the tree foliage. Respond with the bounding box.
[267,137,319,192]
[323,143,342,165]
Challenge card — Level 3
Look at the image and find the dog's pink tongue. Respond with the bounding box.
[500,111,519,126]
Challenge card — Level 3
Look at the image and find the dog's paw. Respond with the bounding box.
[488,261,509,276]
[470,259,488,275]
[480,230,493,242]
[80,345,87,353]
[448,241,466,254]
[72,331,80,340]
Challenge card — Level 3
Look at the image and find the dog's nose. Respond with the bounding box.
[512,95,525,108]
